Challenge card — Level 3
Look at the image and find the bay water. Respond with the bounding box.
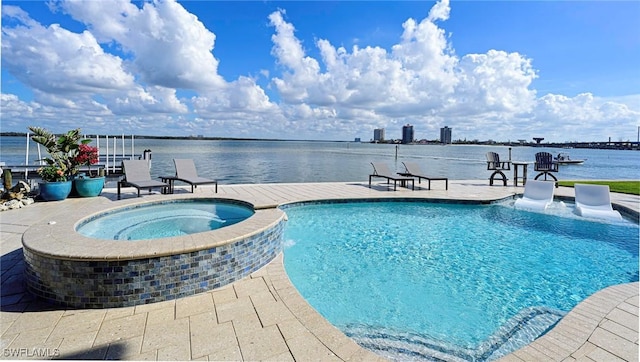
[2,136,638,184]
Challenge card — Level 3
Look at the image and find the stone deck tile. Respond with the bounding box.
[93,312,148,347]
[1,181,638,361]
[235,324,290,361]
[175,293,215,320]
[503,283,640,362]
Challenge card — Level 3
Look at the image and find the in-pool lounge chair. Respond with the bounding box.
[534,152,559,186]
[117,160,169,199]
[486,152,510,186]
[514,180,555,211]
[400,161,448,190]
[574,183,622,221]
[369,162,414,191]
[173,159,218,193]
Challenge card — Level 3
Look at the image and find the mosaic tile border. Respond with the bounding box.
[23,216,285,309]
[279,196,512,210]
[281,196,638,223]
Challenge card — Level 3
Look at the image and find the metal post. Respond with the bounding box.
[105,136,109,172]
[113,137,117,173]
[25,133,29,179]
[143,149,152,169]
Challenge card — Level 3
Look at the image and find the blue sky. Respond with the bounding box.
[1,0,639,142]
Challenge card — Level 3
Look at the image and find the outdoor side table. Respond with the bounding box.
[512,161,532,186]
[160,176,178,194]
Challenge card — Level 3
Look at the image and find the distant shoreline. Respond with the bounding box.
[1,132,638,150]
[0,132,322,143]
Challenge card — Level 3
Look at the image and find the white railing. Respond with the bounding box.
[15,133,143,180]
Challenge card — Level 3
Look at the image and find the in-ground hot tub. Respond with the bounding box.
[22,197,285,308]
[76,199,255,240]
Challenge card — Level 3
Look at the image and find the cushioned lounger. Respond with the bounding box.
[173,159,218,193]
[117,159,168,199]
[369,162,414,191]
[400,161,448,190]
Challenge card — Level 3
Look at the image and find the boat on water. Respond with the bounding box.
[555,152,586,165]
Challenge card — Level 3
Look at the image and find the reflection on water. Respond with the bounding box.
[2,137,639,183]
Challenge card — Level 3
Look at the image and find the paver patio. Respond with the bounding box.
[1,181,638,361]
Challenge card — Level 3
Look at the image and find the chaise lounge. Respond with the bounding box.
[514,180,555,211]
[369,162,414,191]
[117,159,169,199]
[400,161,448,190]
[574,183,622,221]
[172,159,218,193]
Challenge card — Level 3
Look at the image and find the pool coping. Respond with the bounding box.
[22,196,286,261]
[3,181,638,361]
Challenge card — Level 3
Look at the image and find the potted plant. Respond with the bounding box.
[28,126,86,201]
[35,163,72,201]
[72,144,105,197]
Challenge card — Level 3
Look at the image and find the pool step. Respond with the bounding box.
[342,306,566,361]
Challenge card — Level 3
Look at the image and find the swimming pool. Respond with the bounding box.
[282,201,639,361]
[77,199,254,240]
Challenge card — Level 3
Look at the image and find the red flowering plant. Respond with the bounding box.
[73,144,100,177]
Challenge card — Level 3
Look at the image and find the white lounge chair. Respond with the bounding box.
[574,184,622,221]
[514,180,555,211]
[173,159,218,193]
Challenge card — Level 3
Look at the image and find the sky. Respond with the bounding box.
[1,0,639,142]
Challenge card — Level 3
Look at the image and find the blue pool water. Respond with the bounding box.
[77,199,254,240]
[282,201,639,361]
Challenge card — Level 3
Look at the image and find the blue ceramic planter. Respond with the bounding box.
[74,176,105,197]
[38,181,72,201]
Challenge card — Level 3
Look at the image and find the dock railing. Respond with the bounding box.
[1,134,150,188]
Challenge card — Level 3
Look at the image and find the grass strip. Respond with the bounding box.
[557,180,640,196]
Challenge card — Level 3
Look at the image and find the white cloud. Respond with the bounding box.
[57,0,225,90]
[1,2,193,120]
[532,93,639,141]
[1,6,134,94]
[266,1,638,141]
[1,0,638,141]
[1,0,285,136]
[454,50,537,113]
[427,0,450,22]
[266,2,539,139]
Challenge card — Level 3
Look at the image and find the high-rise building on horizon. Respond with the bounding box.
[440,126,452,144]
[373,128,385,142]
[402,124,414,144]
